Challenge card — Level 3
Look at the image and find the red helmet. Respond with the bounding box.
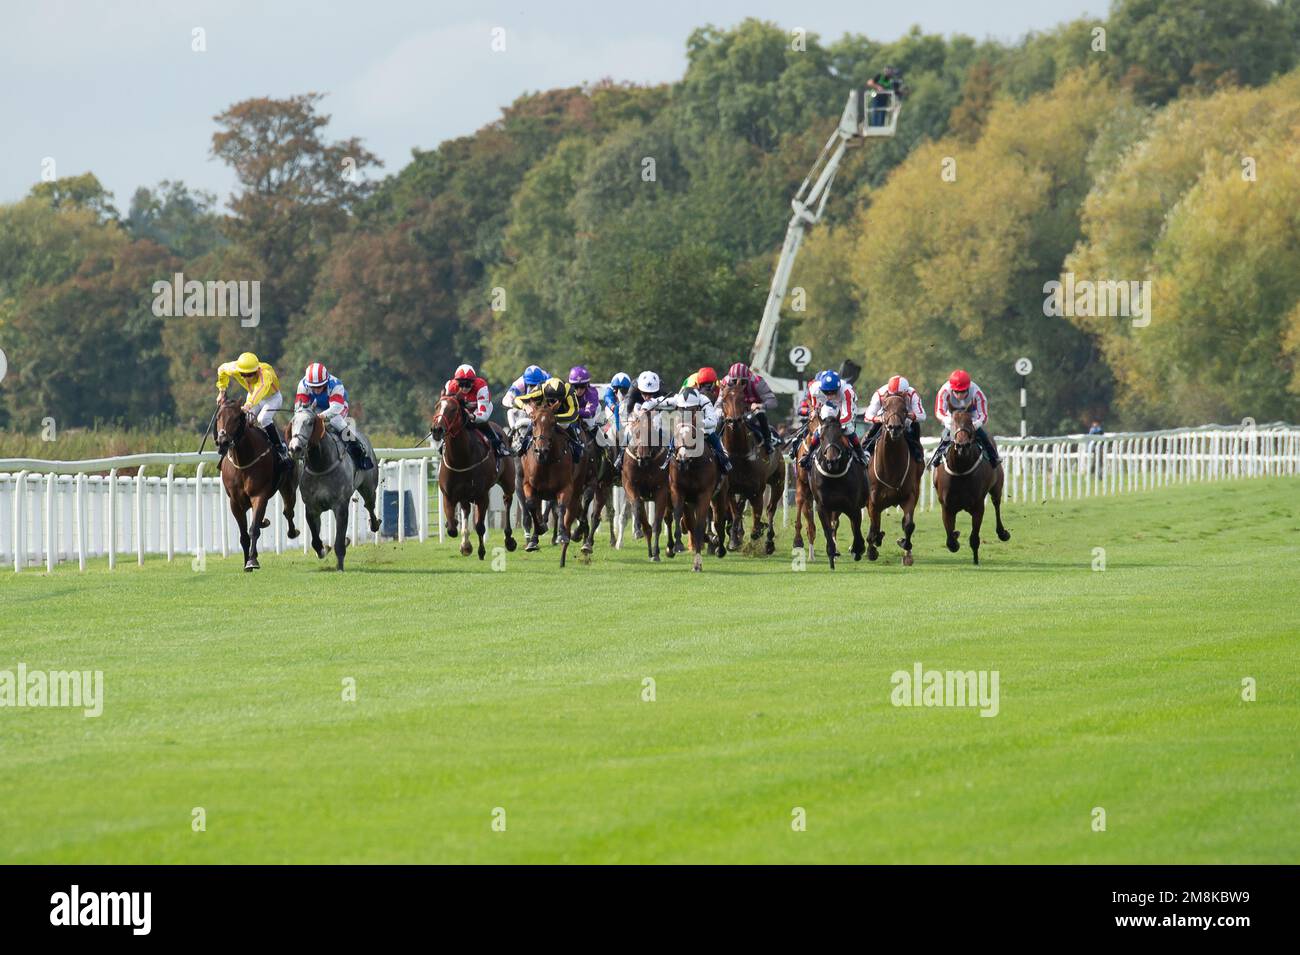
[454,363,477,382]
[887,375,910,394]
[696,366,718,385]
[304,362,329,388]
[948,369,971,391]
[728,362,751,380]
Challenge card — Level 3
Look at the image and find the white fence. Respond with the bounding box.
[1,423,1297,572]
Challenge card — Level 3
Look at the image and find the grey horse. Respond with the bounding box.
[288,408,381,570]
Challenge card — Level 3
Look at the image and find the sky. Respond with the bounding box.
[0,0,1105,207]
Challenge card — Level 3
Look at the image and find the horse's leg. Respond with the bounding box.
[231,495,251,566]
[848,504,866,561]
[360,475,382,532]
[524,490,541,552]
[712,494,728,559]
[333,502,349,570]
[764,470,782,555]
[801,483,817,562]
[899,494,917,567]
[816,503,838,570]
[969,502,985,565]
[307,508,326,559]
[691,499,706,572]
[557,491,572,568]
[991,469,1011,542]
[498,469,518,552]
[748,491,763,542]
[280,471,300,540]
[866,497,881,562]
[474,498,488,561]
[459,501,474,557]
[942,505,960,553]
[247,494,270,570]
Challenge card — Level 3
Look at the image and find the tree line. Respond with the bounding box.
[1,0,1298,438]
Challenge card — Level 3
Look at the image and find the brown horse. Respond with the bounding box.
[718,379,785,554]
[807,412,867,569]
[866,393,923,565]
[521,402,587,566]
[933,410,1011,565]
[789,427,819,561]
[620,406,674,561]
[668,407,724,572]
[430,394,517,559]
[215,399,299,571]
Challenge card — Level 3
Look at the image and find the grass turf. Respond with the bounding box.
[1,477,1296,863]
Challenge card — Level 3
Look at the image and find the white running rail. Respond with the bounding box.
[2,423,1297,571]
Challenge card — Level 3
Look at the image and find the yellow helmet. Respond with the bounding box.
[234,352,260,375]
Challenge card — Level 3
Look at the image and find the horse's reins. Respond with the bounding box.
[942,427,985,476]
[433,399,493,472]
[872,414,912,491]
[219,409,273,470]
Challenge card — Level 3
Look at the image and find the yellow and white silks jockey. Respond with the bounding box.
[216,351,289,463]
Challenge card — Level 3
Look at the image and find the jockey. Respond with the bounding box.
[862,374,926,464]
[449,363,508,458]
[932,369,999,468]
[216,351,289,465]
[798,369,866,468]
[721,362,777,453]
[644,386,732,473]
[613,370,666,470]
[568,365,601,432]
[294,362,374,469]
[518,376,585,462]
[694,366,720,404]
[503,364,548,449]
[600,371,633,433]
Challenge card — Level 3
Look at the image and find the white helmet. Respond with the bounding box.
[637,370,660,393]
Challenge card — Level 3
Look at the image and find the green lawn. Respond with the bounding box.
[1,478,1297,863]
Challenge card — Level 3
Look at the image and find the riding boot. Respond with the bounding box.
[347,437,375,470]
[485,425,510,458]
[848,433,868,466]
[862,421,882,460]
[263,423,290,466]
[976,427,1000,467]
[799,433,820,470]
[928,438,949,470]
[613,448,624,470]
[567,424,584,463]
[706,432,732,473]
[907,422,925,463]
[756,413,774,453]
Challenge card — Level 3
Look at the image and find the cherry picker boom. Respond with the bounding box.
[749,86,901,394]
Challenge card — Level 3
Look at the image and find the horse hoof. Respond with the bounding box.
[998,529,1011,541]
[525,540,539,553]
[460,545,473,557]
[902,551,914,566]
[244,560,259,572]
[854,550,863,562]
[581,544,593,555]
[370,519,381,532]
[313,547,325,559]
[867,547,878,561]
[287,527,299,539]
[765,541,775,555]
[478,550,486,560]
[505,537,518,552]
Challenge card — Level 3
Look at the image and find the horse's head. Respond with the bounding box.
[214,399,246,455]
[816,408,845,466]
[675,406,702,464]
[720,379,748,427]
[430,394,463,443]
[627,407,661,457]
[882,393,909,441]
[529,401,556,463]
[288,407,322,458]
[949,411,979,466]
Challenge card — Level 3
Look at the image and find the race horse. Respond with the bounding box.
[806,410,867,569]
[288,408,382,570]
[789,425,820,562]
[718,378,784,554]
[933,410,1011,564]
[214,398,299,571]
[429,393,517,560]
[520,401,588,566]
[865,393,923,565]
[620,407,675,561]
[575,425,616,553]
[668,405,726,572]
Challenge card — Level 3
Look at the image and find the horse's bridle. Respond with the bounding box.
[431,396,465,440]
[216,403,248,457]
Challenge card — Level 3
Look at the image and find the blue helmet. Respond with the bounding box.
[817,369,841,393]
[610,371,632,390]
[523,365,547,387]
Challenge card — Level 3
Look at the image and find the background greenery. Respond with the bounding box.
[3,0,1300,442]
